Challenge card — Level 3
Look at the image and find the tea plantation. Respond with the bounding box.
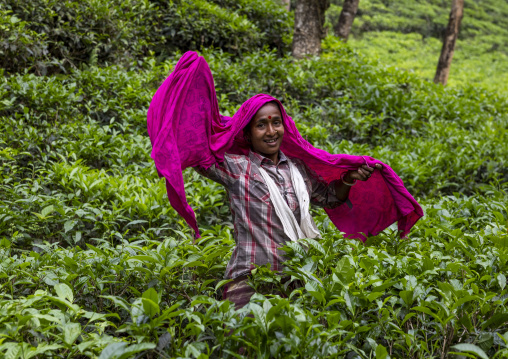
[327,0,508,94]
[1,0,507,358]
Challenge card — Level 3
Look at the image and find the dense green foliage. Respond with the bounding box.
[0,0,292,74]
[327,0,508,94]
[1,0,508,358]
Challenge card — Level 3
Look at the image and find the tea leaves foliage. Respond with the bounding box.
[1,0,508,358]
[1,0,292,74]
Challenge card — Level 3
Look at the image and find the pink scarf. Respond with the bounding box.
[147,51,423,241]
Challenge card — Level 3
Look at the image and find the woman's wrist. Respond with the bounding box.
[343,171,354,183]
[341,171,357,186]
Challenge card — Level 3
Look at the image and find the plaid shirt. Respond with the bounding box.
[196,151,344,279]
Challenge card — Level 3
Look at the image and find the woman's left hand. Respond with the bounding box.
[344,164,383,182]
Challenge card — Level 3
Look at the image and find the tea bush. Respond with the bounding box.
[1,0,292,74]
[0,9,48,74]
[1,1,508,358]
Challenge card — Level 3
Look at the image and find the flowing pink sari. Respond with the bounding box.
[147,51,423,241]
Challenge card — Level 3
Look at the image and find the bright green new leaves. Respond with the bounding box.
[55,283,74,303]
[141,288,160,318]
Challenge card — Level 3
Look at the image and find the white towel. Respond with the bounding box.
[257,159,321,242]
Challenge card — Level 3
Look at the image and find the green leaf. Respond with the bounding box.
[412,306,443,326]
[128,255,158,264]
[102,295,131,312]
[64,220,75,233]
[55,283,73,302]
[2,343,21,359]
[63,323,81,345]
[25,344,63,358]
[141,288,160,318]
[375,344,389,359]
[452,295,479,310]
[399,290,414,306]
[477,333,494,352]
[498,273,506,290]
[215,279,232,291]
[0,237,11,248]
[126,220,148,226]
[41,205,55,217]
[344,291,355,315]
[266,300,286,322]
[367,292,384,302]
[250,303,267,334]
[141,298,160,318]
[305,281,324,304]
[481,313,508,330]
[142,287,159,304]
[274,314,295,332]
[46,296,79,313]
[335,257,354,283]
[98,342,156,359]
[86,243,106,257]
[372,280,397,292]
[450,344,489,359]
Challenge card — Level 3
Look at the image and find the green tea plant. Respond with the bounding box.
[1,0,508,357]
[1,0,293,74]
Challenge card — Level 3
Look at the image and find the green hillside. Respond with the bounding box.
[328,0,508,93]
[1,0,508,358]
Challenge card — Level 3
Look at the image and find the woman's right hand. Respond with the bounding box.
[344,164,383,182]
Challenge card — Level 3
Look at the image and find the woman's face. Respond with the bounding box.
[248,102,284,162]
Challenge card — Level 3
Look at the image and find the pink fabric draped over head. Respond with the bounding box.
[147,51,423,242]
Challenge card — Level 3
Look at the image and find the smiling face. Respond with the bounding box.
[246,102,284,164]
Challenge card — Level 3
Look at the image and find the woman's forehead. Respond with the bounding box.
[255,102,281,117]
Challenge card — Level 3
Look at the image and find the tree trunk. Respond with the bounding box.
[434,0,464,85]
[334,0,360,41]
[281,0,291,11]
[292,0,330,59]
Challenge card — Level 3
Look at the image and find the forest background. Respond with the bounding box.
[0,0,507,358]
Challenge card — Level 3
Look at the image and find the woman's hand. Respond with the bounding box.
[344,164,383,183]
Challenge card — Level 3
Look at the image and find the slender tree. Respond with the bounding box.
[292,0,330,59]
[334,0,360,42]
[281,0,291,11]
[434,0,464,85]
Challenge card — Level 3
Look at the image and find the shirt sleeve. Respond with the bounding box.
[295,160,346,209]
[193,160,236,189]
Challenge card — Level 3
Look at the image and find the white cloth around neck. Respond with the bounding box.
[256,159,321,242]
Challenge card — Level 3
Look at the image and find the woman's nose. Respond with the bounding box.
[267,124,277,136]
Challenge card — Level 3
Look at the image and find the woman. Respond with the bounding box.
[194,101,382,308]
[147,52,423,309]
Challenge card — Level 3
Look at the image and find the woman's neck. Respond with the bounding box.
[253,149,279,164]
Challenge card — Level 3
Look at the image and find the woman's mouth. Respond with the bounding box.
[264,137,279,144]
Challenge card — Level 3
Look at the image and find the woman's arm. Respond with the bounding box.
[294,161,344,209]
[193,155,240,189]
[334,164,383,201]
